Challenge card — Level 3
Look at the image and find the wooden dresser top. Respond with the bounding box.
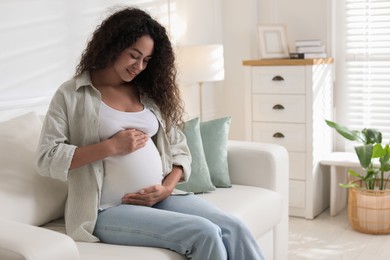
[242,58,334,66]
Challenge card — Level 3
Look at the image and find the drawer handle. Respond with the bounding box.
[272,104,285,110]
[272,75,284,81]
[273,132,285,138]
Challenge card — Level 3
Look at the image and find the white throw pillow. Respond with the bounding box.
[0,112,67,226]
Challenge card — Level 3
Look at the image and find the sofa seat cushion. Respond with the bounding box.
[43,219,186,259]
[76,242,186,260]
[43,185,281,259]
[198,185,283,239]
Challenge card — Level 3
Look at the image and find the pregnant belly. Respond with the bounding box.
[100,141,163,208]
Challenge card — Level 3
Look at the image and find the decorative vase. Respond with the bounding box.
[348,180,390,234]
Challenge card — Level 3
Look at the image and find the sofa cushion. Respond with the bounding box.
[0,112,67,226]
[76,242,186,260]
[198,185,283,239]
[200,116,232,188]
[43,219,186,259]
[176,117,216,193]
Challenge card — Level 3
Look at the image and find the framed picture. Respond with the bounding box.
[257,25,289,59]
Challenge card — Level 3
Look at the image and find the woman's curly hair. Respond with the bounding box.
[75,7,184,129]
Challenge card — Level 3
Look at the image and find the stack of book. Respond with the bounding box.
[290,40,327,59]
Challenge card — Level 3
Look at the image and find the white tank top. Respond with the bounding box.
[98,102,163,209]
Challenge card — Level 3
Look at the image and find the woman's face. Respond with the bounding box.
[114,35,154,82]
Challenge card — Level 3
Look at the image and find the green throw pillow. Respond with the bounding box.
[176,117,216,193]
[200,116,232,188]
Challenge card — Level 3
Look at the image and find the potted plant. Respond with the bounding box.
[325,120,390,234]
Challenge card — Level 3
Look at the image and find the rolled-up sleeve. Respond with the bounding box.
[35,89,76,182]
[167,125,192,183]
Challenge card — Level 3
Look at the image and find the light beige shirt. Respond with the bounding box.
[35,72,191,242]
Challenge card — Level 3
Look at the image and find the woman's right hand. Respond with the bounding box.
[70,129,148,170]
[110,129,148,155]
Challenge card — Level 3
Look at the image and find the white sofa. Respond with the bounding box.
[0,111,289,260]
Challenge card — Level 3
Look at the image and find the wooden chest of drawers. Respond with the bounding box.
[243,59,334,219]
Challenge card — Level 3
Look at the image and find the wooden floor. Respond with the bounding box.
[288,208,390,260]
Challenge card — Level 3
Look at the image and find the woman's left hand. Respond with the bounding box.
[122,166,183,206]
[122,185,170,206]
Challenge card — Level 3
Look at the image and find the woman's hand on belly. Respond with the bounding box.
[121,165,183,207]
[110,128,149,155]
[122,184,170,207]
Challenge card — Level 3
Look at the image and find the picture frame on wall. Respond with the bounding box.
[258,24,289,59]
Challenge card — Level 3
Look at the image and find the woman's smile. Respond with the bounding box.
[126,68,138,78]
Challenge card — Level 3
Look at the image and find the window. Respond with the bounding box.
[342,0,390,142]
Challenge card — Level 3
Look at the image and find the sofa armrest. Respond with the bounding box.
[227,140,289,260]
[0,219,79,260]
[228,140,288,191]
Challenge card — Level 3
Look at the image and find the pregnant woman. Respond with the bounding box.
[35,7,264,260]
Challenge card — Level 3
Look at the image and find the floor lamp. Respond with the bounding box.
[175,44,225,121]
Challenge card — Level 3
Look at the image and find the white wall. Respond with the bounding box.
[0,0,167,102]
[221,0,332,140]
[220,0,259,139]
[0,0,333,141]
[170,0,225,121]
[0,0,224,121]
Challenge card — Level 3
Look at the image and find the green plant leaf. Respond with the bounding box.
[325,119,388,190]
[325,120,365,143]
[354,145,373,168]
[362,128,382,144]
[339,183,360,188]
[381,162,390,172]
[348,169,363,178]
[364,169,378,181]
[379,144,390,164]
[373,143,385,158]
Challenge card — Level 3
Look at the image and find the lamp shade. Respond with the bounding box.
[175,44,225,84]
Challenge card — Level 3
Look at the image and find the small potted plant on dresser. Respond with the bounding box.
[326,120,390,234]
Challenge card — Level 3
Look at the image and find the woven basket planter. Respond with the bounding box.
[348,180,390,234]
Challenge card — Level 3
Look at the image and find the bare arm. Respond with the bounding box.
[161,165,183,193]
[70,128,148,170]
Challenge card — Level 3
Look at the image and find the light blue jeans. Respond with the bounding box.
[93,194,264,260]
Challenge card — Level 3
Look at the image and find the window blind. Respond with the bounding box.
[344,0,390,142]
